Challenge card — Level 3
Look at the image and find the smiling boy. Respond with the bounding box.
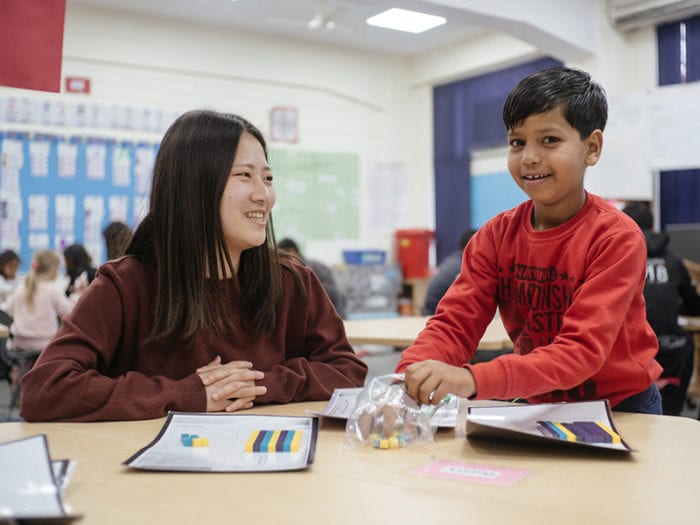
[397,67,663,414]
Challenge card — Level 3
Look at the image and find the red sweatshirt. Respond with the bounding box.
[397,193,662,407]
[21,257,367,422]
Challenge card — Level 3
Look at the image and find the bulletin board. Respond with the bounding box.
[0,130,360,273]
[0,130,156,271]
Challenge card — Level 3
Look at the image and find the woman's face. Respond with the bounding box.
[2,259,19,279]
[219,132,276,270]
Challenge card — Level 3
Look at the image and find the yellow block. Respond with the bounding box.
[594,421,622,443]
[290,430,302,452]
[245,430,260,453]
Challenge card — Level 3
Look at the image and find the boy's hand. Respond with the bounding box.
[196,356,267,412]
[404,360,475,405]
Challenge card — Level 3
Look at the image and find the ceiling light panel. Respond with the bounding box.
[366,8,446,34]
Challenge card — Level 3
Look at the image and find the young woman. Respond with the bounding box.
[20,110,367,422]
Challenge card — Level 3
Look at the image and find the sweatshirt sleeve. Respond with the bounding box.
[20,265,207,422]
[397,228,500,372]
[255,266,367,403]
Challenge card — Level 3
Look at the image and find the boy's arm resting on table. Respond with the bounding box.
[20,269,207,422]
[256,269,367,404]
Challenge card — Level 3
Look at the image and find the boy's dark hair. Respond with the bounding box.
[503,66,608,139]
[622,202,654,231]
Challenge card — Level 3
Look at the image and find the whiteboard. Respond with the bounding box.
[586,80,700,200]
[649,81,700,170]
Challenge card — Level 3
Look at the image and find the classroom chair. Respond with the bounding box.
[0,309,41,419]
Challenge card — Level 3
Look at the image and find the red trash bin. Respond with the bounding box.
[395,229,433,279]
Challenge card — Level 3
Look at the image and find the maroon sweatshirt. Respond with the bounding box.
[21,256,366,421]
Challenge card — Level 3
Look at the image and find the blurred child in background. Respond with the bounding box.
[3,250,78,383]
[102,221,133,261]
[63,244,97,297]
[0,249,21,305]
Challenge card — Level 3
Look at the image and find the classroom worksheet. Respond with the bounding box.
[305,387,364,419]
[466,400,632,452]
[0,434,75,519]
[124,413,318,472]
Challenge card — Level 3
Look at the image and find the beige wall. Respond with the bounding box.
[0,0,660,264]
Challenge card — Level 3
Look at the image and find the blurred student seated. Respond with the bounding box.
[3,250,78,384]
[623,202,700,415]
[278,237,347,318]
[0,249,20,305]
[422,229,477,315]
[63,243,97,298]
[103,221,133,260]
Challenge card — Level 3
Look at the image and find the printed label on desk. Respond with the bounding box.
[413,460,530,486]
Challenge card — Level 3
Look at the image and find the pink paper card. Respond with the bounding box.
[413,460,530,486]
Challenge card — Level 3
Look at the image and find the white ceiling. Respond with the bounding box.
[67,0,490,56]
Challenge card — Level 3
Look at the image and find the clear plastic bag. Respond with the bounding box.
[343,374,439,450]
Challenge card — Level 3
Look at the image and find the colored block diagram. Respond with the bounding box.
[125,414,316,472]
[181,434,210,447]
[244,430,303,453]
[537,420,621,444]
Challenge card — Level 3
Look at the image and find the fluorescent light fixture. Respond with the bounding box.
[366,8,446,34]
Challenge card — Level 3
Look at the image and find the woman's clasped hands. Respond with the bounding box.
[196,356,267,412]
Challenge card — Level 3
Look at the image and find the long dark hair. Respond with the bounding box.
[127,110,284,347]
[63,244,93,279]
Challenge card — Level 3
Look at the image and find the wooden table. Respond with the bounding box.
[344,315,512,350]
[1,401,698,524]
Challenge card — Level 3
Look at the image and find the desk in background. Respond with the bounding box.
[1,401,698,524]
[343,315,512,350]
